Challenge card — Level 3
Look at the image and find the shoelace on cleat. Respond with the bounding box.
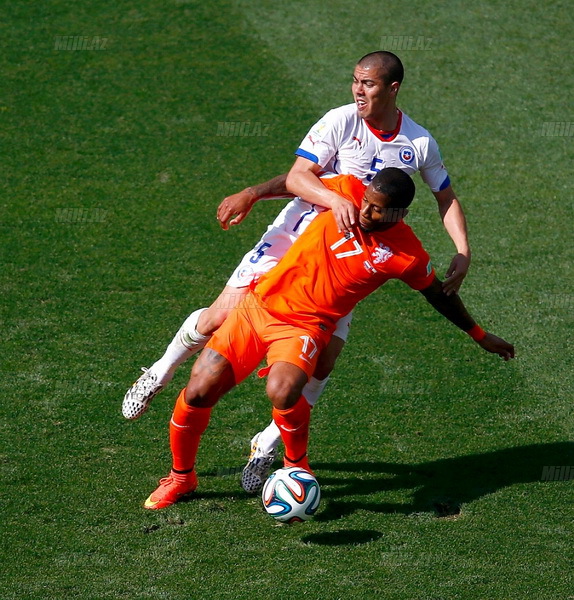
[131,369,161,401]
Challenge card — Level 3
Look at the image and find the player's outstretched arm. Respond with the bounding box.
[217,174,294,230]
[433,185,471,296]
[419,276,515,361]
[475,332,515,361]
[286,157,358,232]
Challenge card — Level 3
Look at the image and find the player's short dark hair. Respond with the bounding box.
[357,51,404,85]
[370,167,415,208]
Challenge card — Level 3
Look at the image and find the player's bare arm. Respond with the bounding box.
[217,174,294,230]
[286,156,358,232]
[432,184,471,296]
[419,276,515,361]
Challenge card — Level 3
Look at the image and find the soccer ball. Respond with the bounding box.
[261,467,320,523]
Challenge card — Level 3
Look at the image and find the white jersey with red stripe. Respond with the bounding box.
[296,103,450,193]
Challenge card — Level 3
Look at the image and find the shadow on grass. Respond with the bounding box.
[301,529,383,546]
[312,441,573,522]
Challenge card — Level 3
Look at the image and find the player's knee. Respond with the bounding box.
[199,306,230,335]
[184,378,216,408]
[184,362,224,408]
[266,377,300,410]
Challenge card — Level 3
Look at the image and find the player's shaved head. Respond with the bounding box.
[357,51,404,85]
[371,167,415,208]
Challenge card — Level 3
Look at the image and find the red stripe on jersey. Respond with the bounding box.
[365,110,403,142]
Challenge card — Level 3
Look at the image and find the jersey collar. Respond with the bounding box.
[365,110,403,142]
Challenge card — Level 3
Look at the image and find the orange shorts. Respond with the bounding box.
[206,292,328,384]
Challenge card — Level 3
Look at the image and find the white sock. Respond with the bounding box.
[256,376,331,455]
[149,308,210,385]
[302,375,330,407]
[257,420,282,454]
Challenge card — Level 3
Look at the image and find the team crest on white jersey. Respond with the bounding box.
[372,243,393,265]
[399,146,415,164]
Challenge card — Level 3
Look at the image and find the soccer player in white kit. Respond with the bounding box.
[123,51,471,492]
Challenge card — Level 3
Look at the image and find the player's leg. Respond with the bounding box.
[144,348,237,509]
[122,284,252,420]
[145,285,249,384]
[246,335,343,452]
[241,314,351,492]
[266,361,313,472]
[145,298,270,509]
[242,325,326,492]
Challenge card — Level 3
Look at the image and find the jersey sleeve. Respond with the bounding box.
[397,235,436,290]
[295,108,344,168]
[418,134,450,193]
[320,174,365,209]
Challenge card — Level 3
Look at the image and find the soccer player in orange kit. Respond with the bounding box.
[142,168,514,510]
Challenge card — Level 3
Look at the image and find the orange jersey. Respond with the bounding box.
[254,174,435,337]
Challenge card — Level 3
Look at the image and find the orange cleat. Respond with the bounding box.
[144,470,198,510]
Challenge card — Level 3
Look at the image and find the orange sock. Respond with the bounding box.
[170,388,212,473]
[272,395,312,472]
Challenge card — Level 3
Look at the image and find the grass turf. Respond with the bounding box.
[1,1,572,598]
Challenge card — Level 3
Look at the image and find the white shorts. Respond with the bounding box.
[226,198,352,342]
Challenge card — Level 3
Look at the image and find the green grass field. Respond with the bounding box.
[1,1,573,598]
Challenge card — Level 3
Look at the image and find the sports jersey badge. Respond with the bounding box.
[309,119,328,141]
[399,146,415,165]
[372,244,393,265]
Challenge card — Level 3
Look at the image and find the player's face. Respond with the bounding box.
[359,188,405,232]
[352,65,398,128]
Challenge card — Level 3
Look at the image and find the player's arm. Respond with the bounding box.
[419,276,514,360]
[432,184,471,296]
[286,157,357,232]
[217,174,294,230]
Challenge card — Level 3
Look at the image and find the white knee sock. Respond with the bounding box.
[256,376,330,455]
[149,308,210,385]
[302,375,330,407]
[256,420,282,454]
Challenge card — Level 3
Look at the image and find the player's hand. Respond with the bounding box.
[217,188,256,230]
[477,332,515,361]
[331,196,358,232]
[443,253,470,296]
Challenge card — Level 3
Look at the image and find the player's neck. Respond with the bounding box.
[366,107,400,132]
